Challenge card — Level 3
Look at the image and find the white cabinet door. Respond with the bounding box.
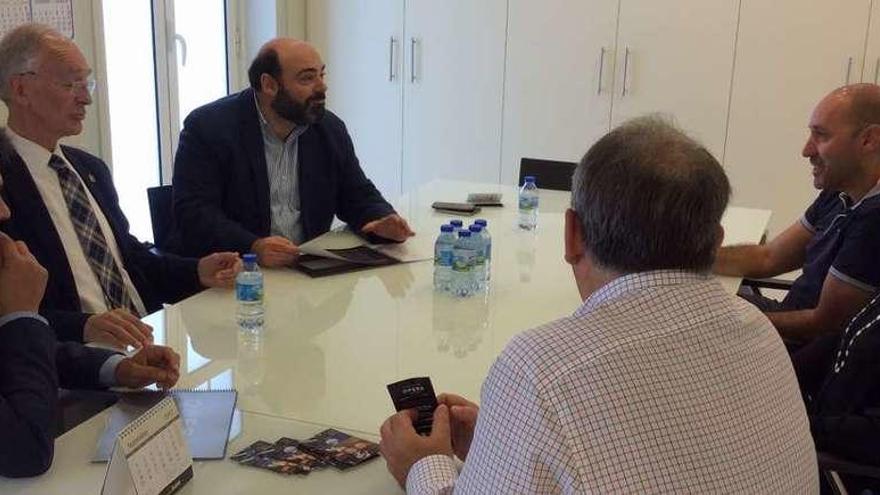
[724,0,871,236]
[862,1,880,84]
[611,0,739,159]
[307,0,404,198]
[500,0,619,185]
[401,0,508,191]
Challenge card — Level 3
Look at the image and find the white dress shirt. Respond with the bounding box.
[5,128,146,316]
[255,97,308,244]
[408,270,818,494]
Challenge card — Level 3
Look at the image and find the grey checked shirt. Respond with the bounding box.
[408,270,819,494]
[255,98,309,244]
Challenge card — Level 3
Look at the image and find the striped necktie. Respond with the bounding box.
[48,154,140,316]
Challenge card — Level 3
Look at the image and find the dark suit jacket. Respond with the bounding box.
[0,316,116,478]
[168,88,395,257]
[809,291,880,465]
[0,131,202,342]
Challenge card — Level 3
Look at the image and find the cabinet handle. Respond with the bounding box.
[388,37,397,81]
[845,56,853,85]
[410,37,418,83]
[874,57,880,85]
[622,46,630,97]
[597,47,605,95]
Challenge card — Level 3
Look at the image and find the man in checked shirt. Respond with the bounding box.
[380,116,819,493]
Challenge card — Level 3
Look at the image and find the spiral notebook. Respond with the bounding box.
[94,389,238,462]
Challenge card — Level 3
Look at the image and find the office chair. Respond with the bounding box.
[518,157,577,191]
[819,451,880,494]
[147,185,173,251]
[739,276,794,293]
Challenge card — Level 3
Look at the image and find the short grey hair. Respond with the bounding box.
[571,115,731,273]
[0,23,64,102]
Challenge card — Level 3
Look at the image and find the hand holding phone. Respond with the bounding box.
[387,377,439,435]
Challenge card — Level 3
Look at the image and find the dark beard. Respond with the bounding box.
[271,87,326,125]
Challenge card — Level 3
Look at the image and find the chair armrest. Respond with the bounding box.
[740,277,794,292]
[818,451,880,478]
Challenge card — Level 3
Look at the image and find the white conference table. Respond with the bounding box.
[2,181,771,495]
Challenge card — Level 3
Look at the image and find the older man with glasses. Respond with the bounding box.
[0,23,242,349]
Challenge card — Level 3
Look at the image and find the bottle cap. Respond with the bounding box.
[440,224,453,232]
[450,219,463,227]
[243,253,257,262]
[524,176,536,183]
[469,224,483,233]
[458,230,471,237]
[475,219,487,226]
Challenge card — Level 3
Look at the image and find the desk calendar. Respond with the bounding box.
[101,396,193,495]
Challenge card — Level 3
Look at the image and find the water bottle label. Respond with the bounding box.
[439,250,454,266]
[519,195,538,211]
[453,250,475,272]
[236,282,263,302]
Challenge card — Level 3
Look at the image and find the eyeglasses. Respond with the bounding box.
[17,71,97,95]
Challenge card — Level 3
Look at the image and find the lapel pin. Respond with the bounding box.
[88,173,96,183]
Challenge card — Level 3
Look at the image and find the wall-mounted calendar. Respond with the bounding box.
[0,0,74,39]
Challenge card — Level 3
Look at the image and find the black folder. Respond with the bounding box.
[295,246,400,277]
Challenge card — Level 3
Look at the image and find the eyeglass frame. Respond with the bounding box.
[16,70,97,95]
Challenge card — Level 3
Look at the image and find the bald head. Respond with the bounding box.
[247,38,322,92]
[823,83,880,129]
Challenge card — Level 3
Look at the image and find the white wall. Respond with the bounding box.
[227,0,304,92]
[279,0,307,39]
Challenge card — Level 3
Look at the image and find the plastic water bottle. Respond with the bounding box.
[474,219,491,280]
[433,225,456,292]
[468,224,487,292]
[236,253,264,333]
[452,230,477,297]
[518,176,539,230]
[449,219,464,234]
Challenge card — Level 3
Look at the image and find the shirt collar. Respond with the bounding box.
[4,127,70,174]
[836,176,880,210]
[574,269,712,317]
[859,177,880,203]
[253,93,308,143]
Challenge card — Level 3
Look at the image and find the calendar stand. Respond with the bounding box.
[101,396,193,495]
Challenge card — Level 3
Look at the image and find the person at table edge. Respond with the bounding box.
[0,24,241,349]
[167,37,414,267]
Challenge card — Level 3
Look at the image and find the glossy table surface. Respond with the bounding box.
[1,181,771,494]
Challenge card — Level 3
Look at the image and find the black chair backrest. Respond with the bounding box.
[518,158,577,191]
[147,185,173,249]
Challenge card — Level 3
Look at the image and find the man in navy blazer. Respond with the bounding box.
[0,191,181,478]
[169,38,414,267]
[0,24,241,348]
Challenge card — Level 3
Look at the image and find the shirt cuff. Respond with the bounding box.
[98,353,126,387]
[0,311,49,328]
[829,266,878,293]
[406,454,459,495]
[799,215,816,234]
